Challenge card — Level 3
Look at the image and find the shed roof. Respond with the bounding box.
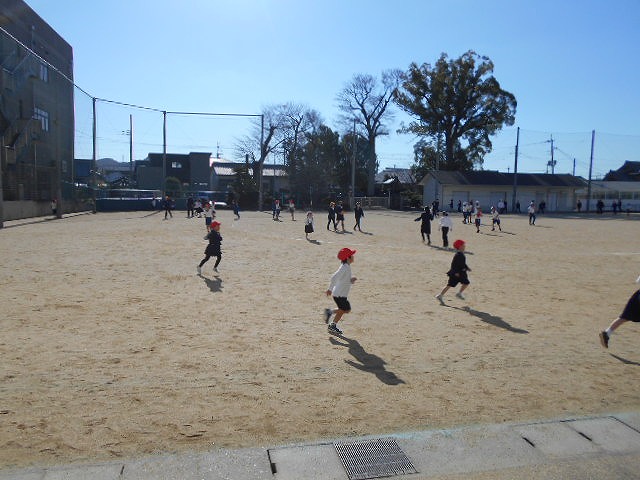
[423,170,587,188]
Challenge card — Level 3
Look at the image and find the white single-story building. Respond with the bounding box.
[420,170,587,212]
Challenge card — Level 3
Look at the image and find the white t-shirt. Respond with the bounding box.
[328,263,353,298]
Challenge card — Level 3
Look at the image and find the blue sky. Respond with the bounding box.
[24,0,640,178]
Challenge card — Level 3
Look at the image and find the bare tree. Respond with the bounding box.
[336,69,402,195]
[234,103,320,209]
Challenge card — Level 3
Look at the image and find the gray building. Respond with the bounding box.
[420,170,587,212]
[0,0,74,211]
[137,152,211,192]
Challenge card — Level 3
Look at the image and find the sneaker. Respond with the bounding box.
[599,331,609,349]
[197,266,202,275]
[456,292,466,300]
[435,294,445,305]
[324,308,332,324]
[328,323,343,335]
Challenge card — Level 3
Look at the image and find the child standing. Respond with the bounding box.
[335,201,345,232]
[353,202,365,231]
[304,211,315,239]
[327,202,337,231]
[474,203,483,233]
[197,221,222,274]
[599,275,640,348]
[438,211,453,248]
[415,206,433,244]
[436,239,471,305]
[324,248,357,335]
[203,202,216,232]
[232,200,240,220]
[491,206,502,231]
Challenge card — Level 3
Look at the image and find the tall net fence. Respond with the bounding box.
[485,127,640,180]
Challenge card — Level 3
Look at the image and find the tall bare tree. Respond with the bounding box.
[235,103,320,209]
[336,70,402,196]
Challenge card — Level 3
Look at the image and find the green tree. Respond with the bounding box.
[164,176,182,198]
[336,132,369,196]
[395,51,517,171]
[231,165,258,207]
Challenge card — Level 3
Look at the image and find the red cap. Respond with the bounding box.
[453,239,465,250]
[337,248,357,261]
[211,221,221,229]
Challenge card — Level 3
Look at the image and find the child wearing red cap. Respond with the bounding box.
[197,221,222,274]
[436,239,471,305]
[324,248,357,335]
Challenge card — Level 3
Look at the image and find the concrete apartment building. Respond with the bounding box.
[0,0,74,220]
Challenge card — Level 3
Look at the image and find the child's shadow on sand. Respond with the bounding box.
[609,353,640,366]
[449,306,528,334]
[329,336,405,385]
[200,274,223,293]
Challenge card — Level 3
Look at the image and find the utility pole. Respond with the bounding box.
[587,130,595,213]
[351,117,356,209]
[511,126,519,213]
[129,114,133,183]
[547,134,556,174]
[162,111,167,195]
[91,97,97,213]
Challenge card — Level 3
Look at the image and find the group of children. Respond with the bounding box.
[192,202,638,348]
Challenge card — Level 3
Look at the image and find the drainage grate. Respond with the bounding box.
[334,438,418,480]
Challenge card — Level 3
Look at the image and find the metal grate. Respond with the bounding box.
[334,438,418,480]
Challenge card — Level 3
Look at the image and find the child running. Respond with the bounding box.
[197,221,222,274]
[599,275,640,348]
[324,248,357,335]
[436,239,471,305]
[415,206,433,244]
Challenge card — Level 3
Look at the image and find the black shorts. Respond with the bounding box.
[333,296,351,311]
[447,272,470,288]
[620,289,640,322]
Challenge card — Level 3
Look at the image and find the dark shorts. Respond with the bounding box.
[620,289,640,322]
[333,296,351,312]
[205,217,212,226]
[447,272,470,288]
[337,214,345,221]
[493,219,500,225]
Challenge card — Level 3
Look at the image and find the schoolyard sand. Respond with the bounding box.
[1,208,639,468]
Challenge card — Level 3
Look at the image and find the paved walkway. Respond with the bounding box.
[1,412,640,479]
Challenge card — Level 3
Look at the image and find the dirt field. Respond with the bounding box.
[1,207,639,468]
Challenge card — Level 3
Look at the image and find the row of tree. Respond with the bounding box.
[233,51,517,208]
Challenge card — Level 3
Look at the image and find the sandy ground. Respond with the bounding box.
[1,207,639,469]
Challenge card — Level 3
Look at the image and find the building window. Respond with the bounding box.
[171,162,182,169]
[33,107,49,132]
[39,63,49,82]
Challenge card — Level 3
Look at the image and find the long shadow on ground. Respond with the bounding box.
[447,305,529,334]
[329,335,405,385]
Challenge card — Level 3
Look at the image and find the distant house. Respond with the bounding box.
[210,159,288,196]
[603,161,640,181]
[137,152,211,191]
[420,170,587,212]
[374,167,415,186]
[574,161,640,212]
